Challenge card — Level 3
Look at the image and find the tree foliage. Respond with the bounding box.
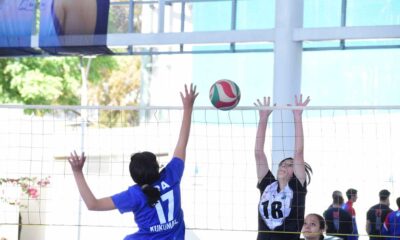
[89,56,142,127]
[0,56,117,104]
[0,55,142,127]
[108,0,142,33]
[0,1,144,124]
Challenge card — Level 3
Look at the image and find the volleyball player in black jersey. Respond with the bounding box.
[254,95,312,240]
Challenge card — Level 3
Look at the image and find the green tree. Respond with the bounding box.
[0,55,142,126]
[0,0,144,123]
[108,0,142,34]
[0,56,117,105]
[89,56,142,127]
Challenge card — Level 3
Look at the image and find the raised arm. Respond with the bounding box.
[254,97,273,183]
[291,95,310,186]
[173,84,198,161]
[68,151,115,211]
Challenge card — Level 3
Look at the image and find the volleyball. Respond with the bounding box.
[209,79,241,110]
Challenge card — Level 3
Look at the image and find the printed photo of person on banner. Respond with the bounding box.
[39,0,112,55]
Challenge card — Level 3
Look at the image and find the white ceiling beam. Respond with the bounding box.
[294,25,400,41]
[31,29,275,48]
[29,26,400,49]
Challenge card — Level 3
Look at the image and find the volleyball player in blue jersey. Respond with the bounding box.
[254,95,313,240]
[68,84,198,240]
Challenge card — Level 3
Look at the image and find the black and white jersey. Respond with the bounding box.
[257,171,307,240]
[259,181,294,229]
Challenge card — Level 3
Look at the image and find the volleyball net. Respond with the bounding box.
[0,105,399,240]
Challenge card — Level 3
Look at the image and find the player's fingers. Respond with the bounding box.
[192,84,197,95]
[304,96,311,105]
[184,84,189,96]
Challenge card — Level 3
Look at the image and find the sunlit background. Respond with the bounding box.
[1,0,400,239]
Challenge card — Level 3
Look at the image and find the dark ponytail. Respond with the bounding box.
[130,152,161,207]
[141,184,161,207]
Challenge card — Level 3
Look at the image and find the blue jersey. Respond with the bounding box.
[0,0,35,47]
[382,210,400,240]
[112,157,185,240]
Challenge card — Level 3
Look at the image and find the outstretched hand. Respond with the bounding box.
[254,96,274,119]
[68,151,86,173]
[290,94,310,117]
[180,83,199,110]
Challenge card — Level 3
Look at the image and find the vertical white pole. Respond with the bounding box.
[158,0,165,33]
[230,0,237,51]
[77,56,91,240]
[272,0,303,174]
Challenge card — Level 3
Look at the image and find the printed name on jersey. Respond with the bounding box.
[150,219,179,232]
